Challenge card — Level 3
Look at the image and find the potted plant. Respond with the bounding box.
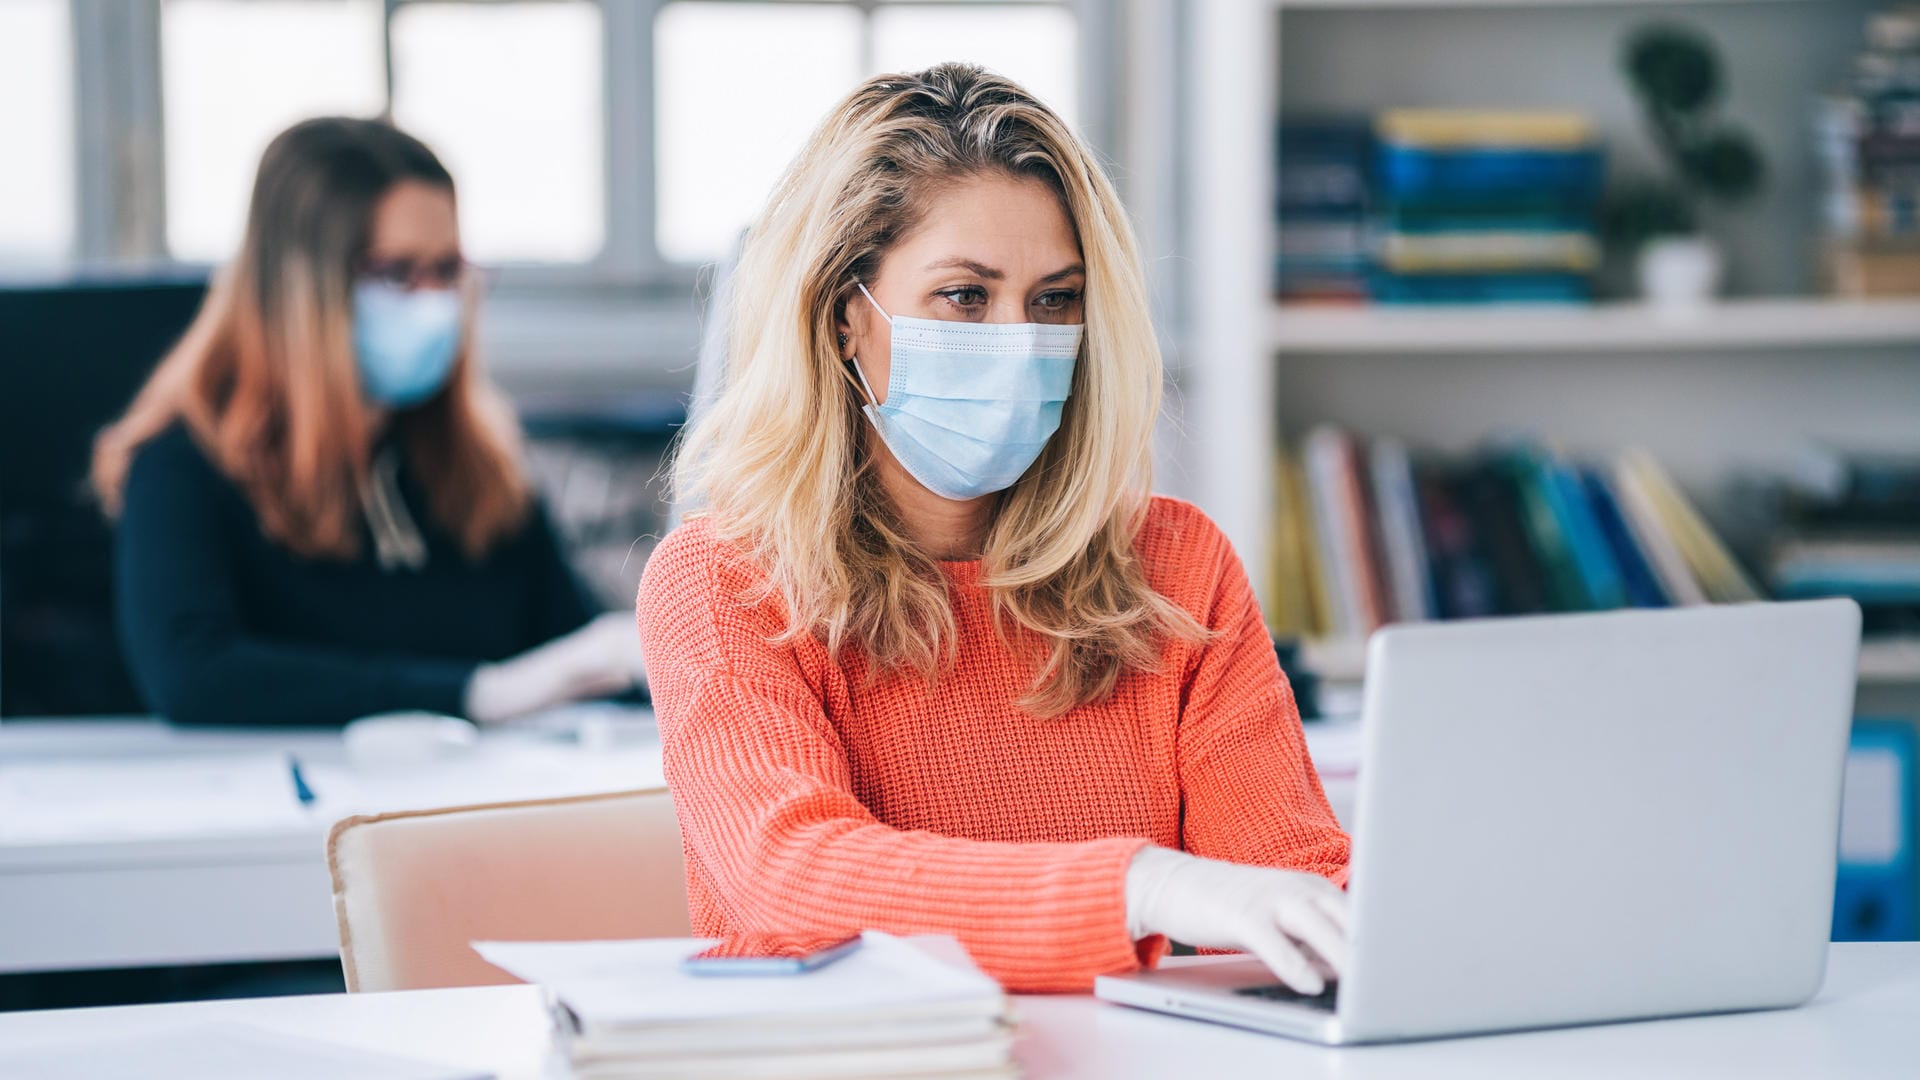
[1602,22,1766,306]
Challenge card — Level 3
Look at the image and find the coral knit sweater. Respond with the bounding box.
[635,496,1349,993]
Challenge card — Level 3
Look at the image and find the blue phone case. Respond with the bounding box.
[680,937,863,976]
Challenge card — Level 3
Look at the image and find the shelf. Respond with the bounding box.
[1859,638,1920,685]
[1295,634,1920,685]
[1270,0,1808,9]
[1269,298,1920,355]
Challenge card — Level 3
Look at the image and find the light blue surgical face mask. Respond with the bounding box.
[352,281,462,408]
[848,282,1082,502]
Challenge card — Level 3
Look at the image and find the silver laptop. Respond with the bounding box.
[1097,599,1861,1044]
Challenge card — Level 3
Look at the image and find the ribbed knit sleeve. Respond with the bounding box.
[1171,508,1352,886]
[636,522,1155,992]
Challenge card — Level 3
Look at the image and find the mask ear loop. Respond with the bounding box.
[847,353,881,409]
[856,282,894,325]
[844,282,891,408]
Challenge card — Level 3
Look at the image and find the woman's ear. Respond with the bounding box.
[835,295,857,360]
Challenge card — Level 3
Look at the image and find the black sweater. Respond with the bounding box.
[115,426,597,726]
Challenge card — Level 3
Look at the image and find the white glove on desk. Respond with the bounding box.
[1125,846,1349,995]
[464,612,647,725]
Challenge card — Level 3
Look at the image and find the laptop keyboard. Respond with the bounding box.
[1233,982,1340,1012]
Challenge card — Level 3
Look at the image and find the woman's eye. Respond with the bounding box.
[1034,290,1081,310]
[938,286,988,307]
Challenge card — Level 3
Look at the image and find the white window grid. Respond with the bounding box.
[58,0,1115,300]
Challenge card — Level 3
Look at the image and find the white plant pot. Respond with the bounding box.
[1637,236,1723,308]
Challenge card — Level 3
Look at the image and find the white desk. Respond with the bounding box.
[0,710,665,975]
[0,713,1358,976]
[0,945,1914,1078]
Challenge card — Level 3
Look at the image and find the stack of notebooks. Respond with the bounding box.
[1266,427,1760,645]
[1370,110,1604,304]
[1818,8,1920,297]
[1768,451,1920,643]
[1274,119,1374,303]
[474,933,1017,1079]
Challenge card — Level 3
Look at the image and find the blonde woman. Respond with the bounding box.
[638,65,1349,994]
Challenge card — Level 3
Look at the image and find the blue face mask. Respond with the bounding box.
[352,281,462,408]
[849,282,1082,502]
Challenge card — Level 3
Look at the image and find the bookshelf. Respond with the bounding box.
[1860,640,1920,685]
[1181,0,1920,691]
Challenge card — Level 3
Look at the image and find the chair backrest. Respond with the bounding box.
[327,787,691,993]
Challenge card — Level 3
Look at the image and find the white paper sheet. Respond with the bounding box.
[0,754,309,844]
[0,1022,493,1080]
[473,932,1004,1027]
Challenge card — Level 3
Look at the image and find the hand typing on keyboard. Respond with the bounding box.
[1235,982,1341,1011]
[1124,847,1349,995]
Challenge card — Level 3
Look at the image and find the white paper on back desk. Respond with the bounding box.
[472,932,1017,1079]
[0,754,307,844]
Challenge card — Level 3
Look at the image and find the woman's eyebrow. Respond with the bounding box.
[923,257,1003,279]
[920,259,1086,283]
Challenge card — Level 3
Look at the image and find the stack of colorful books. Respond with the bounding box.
[1369,110,1604,304]
[1769,451,1920,644]
[1819,8,1920,297]
[1265,429,1759,645]
[1275,119,1374,303]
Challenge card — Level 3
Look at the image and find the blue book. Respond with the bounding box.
[1580,469,1670,608]
[1834,719,1917,942]
[1774,568,1920,604]
[1278,119,1373,215]
[1413,460,1499,620]
[1383,205,1596,234]
[1371,272,1590,304]
[1376,144,1605,204]
[1543,459,1627,610]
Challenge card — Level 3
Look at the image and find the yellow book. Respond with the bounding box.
[1379,231,1600,273]
[1622,452,1762,604]
[1376,109,1595,149]
[1292,452,1334,640]
[1608,460,1709,606]
[1267,446,1318,638]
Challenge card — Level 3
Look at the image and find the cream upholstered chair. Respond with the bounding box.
[327,787,692,992]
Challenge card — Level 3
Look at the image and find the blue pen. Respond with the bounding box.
[288,755,318,807]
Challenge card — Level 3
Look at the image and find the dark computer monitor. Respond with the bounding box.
[0,277,209,716]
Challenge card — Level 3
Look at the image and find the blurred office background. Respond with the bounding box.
[0,0,1101,718]
[1,0,1917,989]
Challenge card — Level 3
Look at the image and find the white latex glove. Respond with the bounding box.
[464,612,647,725]
[1125,846,1349,995]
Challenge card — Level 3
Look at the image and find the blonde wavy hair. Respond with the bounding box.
[673,63,1204,716]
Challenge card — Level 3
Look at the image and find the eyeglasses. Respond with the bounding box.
[356,254,490,292]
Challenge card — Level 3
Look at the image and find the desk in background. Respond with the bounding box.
[0,709,663,977]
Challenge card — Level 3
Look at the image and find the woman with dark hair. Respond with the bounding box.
[94,117,643,727]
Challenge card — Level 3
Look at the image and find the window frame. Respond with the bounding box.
[55,0,1119,372]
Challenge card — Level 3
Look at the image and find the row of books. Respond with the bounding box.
[1266,428,1759,644]
[1275,110,1605,305]
[1768,450,1920,642]
[1819,8,1920,297]
[1275,120,1372,302]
